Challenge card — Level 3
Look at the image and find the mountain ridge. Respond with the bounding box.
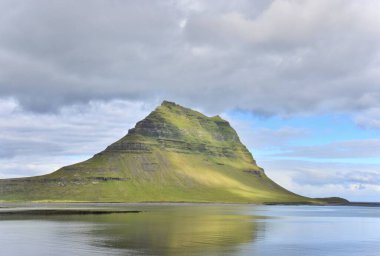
[0,101,345,204]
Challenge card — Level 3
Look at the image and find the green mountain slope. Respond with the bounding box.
[0,101,326,203]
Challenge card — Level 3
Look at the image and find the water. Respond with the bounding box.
[0,203,379,256]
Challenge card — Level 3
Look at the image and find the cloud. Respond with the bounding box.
[184,0,380,113]
[224,113,308,148]
[0,98,152,158]
[0,98,151,177]
[261,159,380,201]
[0,0,379,117]
[273,139,380,159]
[355,108,380,129]
[0,0,182,111]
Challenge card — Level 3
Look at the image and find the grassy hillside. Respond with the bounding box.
[0,101,326,203]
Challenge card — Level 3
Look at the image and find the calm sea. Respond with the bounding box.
[0,203,379,256]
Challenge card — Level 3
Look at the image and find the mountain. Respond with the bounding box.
[0,101,343,203]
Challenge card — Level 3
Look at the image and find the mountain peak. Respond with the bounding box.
[158,100,200,116]
[106,101,247,158]
[161,100,177,106]
[158,101,228,123]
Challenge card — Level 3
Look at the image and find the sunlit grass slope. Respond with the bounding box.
[0,101,323,203]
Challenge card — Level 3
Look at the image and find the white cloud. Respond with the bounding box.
[0,98,151,177]
[224,113,308,148]
[355,108,380,129]
[274,139,380,159]
[262,159,380,201]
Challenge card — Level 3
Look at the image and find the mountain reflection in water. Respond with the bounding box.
[87,205,261,255]
[1,203,379,256]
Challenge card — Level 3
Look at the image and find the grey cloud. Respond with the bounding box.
[184,1,380,113]
[0,0,379,117]
[0,0,181,111]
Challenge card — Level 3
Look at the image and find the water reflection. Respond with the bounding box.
[1,204,379,256]
[0,204,263,256]
[84,205,262,255]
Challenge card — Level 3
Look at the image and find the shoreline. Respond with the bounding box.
[0,201,379,207]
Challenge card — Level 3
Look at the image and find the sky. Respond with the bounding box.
[1,0,380,201]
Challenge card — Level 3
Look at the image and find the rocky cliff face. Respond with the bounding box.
[105,101,257,163]
[0,101,316,203]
